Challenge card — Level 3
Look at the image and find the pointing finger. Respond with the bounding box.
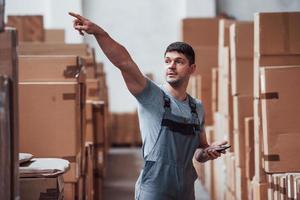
[69,12,86,21]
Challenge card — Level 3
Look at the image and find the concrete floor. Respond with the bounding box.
[103,147,210,200]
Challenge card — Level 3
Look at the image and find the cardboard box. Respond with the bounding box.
[181,18,219,46]
[18,55,85,83]
[19,82,82,182]
[84,143,95,200]
[20,176,64,200]
[0,28,19,200]
[230,22,254,96]
[235,166,248,200]
[245,117,254,180]
[214,112,233,152]
[231,58,253,96]
[218,19,235,66]
[254,12,300,56]
[260,66,300,172]
[18,43,90,56]
[230,22,254,60]
[253,98,267,183]
[64,183,76,200]
[252,180,268,200]
[92,101,106,146]
[45,29,65,43]
[194,46,218,75]
[86,79,100,101]
[212,68,218,113]
[254,12,300,98]
[7,15,44,42]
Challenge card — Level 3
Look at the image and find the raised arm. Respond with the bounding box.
[69,12,147,95]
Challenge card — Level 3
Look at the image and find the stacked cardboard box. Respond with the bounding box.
[183,18,219,126]
[0,28,19,200]
[45,29,65,43]
[253,12,300,199]
[7,15,45,42]
[110,112,140,146]
[229,21,254,200]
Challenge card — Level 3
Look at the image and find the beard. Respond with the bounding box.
[166,76,183,87]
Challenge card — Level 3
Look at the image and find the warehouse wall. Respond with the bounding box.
[217,0,300,20]
[83,0,216,112]
[5,0,83,43]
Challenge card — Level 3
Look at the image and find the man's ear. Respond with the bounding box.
[190,64,196,74]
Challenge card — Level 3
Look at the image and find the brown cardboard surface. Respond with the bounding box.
[260,66,300,172]
[212,68,218,113]
[86,79,100,101]
[18,55,85,82]
[235,166,248,200]
[253,98,267,183]
[84,144,95,200]
[230,22,254,60]
[181,18,219,46]
[92,101,106,145]
[245,117,255,180]
[233,96,253,168]
[7,15,45,42]
[45,29,65,43]
[252,180,268,200]
[218,19,235,67]
[19,82,81,157]
[18,43,90,56]
[64,183,76,200]
[231,58,253,96]
[254,12,300,56]
[20,176,64,200]
[0,28,19,200]
[194,46,218,75]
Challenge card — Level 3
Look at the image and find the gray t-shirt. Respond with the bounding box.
[135,79,206,158]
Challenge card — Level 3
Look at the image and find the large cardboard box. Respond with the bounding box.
[181,18,219,46]
[194,46,218,75]
[84,143,95,200]
[64,183,76,200]
[92,101,106,146]
[218,19,235,67]
[231,59,253,96]
[235,166,248,200]
[18,55,85,82]
[19,82,82,182]
[233,96,253,168]
[254,12,300,98]
[18,43,90,56]
[0,28,19,200]
[20,176,64,200]
[260,66,300,172]
[254,12,300,56]
[7,15,45,42]
[245,117,255,180]
[45,29,65,43]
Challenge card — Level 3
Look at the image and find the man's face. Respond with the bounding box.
[164,51,195,86]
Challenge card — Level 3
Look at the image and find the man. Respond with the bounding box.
[69,12,227,200]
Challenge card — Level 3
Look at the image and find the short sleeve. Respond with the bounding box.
[134,78,163,106]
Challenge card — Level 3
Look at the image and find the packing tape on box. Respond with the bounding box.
[264,154,280,161]
[64,65,80,78]
[63,93,76,100]
[260,92,279,100]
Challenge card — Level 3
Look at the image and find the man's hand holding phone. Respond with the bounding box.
[204,141,230,160]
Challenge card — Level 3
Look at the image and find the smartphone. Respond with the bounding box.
[215,145,231,153]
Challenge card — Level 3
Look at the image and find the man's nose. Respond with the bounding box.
[168,61,176,69]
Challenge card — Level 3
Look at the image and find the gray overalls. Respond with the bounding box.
[135,92,201,200]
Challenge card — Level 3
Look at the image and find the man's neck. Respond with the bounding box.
[164,82,188,101]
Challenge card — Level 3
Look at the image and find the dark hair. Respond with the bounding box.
[164,42,195,65]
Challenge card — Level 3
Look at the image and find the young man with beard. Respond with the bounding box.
[69,12,227,200]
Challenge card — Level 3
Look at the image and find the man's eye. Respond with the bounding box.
[165,60,170,64]
[176,60,182,64]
